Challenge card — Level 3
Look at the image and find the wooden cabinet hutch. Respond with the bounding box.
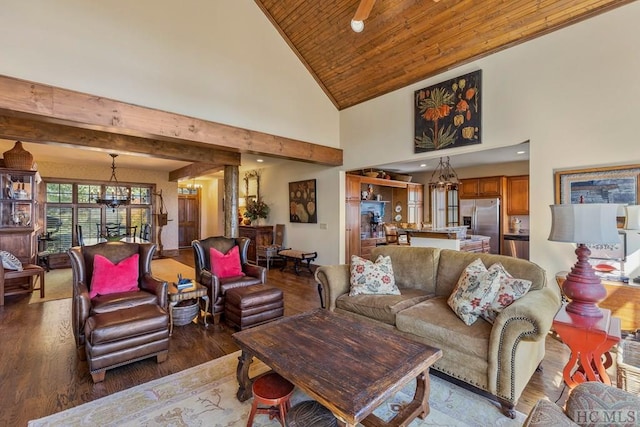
[0,168,41,264]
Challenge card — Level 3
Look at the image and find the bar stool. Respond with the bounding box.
[246,372,294,427]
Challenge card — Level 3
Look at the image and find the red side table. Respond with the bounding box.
[553,303,621,388]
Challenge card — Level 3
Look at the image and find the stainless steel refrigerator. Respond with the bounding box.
[460,198,500,254]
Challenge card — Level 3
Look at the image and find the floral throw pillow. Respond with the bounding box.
[0,250,23,271]
[447,258,501,325]
[480,263,532,324]
[349,255,400,296]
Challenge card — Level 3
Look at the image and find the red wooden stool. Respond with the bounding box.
[246,372,295,427]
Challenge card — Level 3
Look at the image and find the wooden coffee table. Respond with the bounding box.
[233,309,442,427]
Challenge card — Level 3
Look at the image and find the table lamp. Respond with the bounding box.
[548,203,620,317]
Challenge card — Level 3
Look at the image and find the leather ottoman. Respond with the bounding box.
[84,304,170,382]
[225,284,284,330]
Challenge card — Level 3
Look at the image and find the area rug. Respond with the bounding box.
[29,258,195,304]
[28,351,526,426]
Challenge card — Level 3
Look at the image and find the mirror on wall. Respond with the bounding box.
[243,170,261,203]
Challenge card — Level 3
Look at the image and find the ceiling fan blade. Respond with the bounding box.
[353,0,376,21]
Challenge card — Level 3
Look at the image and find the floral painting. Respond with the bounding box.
[414,70,482,153]
[289,179,317,223]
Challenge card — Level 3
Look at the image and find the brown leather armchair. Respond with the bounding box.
[68,242,170,383]
[192,236,266,324]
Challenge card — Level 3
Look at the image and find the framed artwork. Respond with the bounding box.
[414,70,482,153]
[289,179,317,223]
[554,164,640,204]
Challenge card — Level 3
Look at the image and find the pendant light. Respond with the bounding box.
[95,154,130,211]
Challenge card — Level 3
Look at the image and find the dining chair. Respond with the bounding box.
[76,224,85,246]
[124,225,137,237]
[140,223,151,241]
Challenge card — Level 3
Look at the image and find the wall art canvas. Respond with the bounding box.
[414,70,482,153]
[289,179,317,223]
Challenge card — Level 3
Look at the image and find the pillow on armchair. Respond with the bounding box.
[210,246,245,279]
[89,253,140,298]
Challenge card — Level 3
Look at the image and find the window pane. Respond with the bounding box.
[78,184,101,203]
[46,183,61,203]
[45,207,73,254]
[78,208,102,240]
[131,186,152,205]
[130,208,151,234]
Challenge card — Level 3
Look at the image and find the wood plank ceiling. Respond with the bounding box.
[255,0,634,110]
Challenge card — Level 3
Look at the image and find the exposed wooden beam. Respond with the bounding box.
[0,75,343,166]
[0,114,241,165]
[168,163,225,182]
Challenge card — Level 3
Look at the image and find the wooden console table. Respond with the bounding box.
[239,225,273,264]
[553,304,621,388]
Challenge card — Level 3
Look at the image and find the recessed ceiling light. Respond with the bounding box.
[516,151,526,155]
[420,164,427,168]
[256,159,264,163]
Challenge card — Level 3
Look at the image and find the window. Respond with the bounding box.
[44,180,154,255]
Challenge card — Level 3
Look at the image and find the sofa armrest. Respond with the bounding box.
[523,399,578,427]
[140,273,168,309]
[488,285,562,401]
[314,265,350,310]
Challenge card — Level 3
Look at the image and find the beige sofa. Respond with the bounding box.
[315,246,562,418]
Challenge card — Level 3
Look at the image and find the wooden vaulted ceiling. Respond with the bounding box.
[255,0,633,110]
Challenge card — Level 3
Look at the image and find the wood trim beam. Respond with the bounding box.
[169,163,225,182]
[0,75,343,166]
[0,114,240,165]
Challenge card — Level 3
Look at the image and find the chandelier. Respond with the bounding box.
[429,156,460,190]
[95,154,130,211]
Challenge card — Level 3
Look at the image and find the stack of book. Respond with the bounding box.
[176,274,194,290]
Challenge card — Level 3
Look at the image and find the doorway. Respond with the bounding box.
[178,187,200,248]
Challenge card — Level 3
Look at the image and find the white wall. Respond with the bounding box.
[339,3,640,276]
[0,0,339,148]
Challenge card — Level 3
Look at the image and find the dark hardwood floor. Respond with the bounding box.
[0,249,570,426]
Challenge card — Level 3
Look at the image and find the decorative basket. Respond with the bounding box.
[3,141,34,170]
[392,174,413,182]
[617,339,640,394]
[172,298,199,326]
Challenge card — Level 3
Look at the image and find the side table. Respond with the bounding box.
[167,282,209,336]
[553,303,621,388]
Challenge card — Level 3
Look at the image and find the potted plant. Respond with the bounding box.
[244,199,269,225]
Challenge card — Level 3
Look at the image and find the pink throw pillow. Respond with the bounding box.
[90,254,140,298]
[210,246,245,279]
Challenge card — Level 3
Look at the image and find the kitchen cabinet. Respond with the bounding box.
[0,168,41,264]
[345,175,362,261]
[459,176,505,198]
[344,174,423,261]
[507,175,529,215]
[238,225,274,264]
